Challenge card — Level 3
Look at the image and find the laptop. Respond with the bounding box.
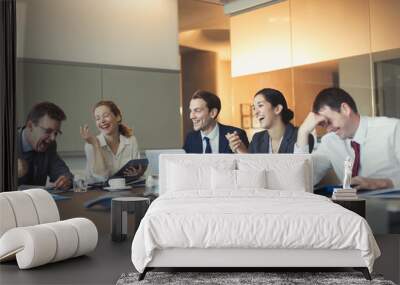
[145,149,185,176]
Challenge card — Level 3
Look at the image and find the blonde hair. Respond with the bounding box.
[93,100,133,137]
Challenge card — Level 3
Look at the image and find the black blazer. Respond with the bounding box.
[183,123,249,154]
[17,128,73,186]
[248,123,314,153]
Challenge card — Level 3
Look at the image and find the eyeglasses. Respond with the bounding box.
[37,125,62,137]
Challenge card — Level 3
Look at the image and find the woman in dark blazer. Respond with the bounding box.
[226,88,314,153]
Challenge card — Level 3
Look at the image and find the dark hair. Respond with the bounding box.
[191,90,221,118]
[254,88,294,124]
[313,87,358,114]
[93,100,133,137]
[26,102,66,125]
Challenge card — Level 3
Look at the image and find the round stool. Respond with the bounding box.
[111,197,150,242]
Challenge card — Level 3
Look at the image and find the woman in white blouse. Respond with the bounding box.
[80,100,140,182]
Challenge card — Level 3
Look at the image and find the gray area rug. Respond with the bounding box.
[116,271,396,285]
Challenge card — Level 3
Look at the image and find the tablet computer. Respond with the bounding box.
[108,158,149,180]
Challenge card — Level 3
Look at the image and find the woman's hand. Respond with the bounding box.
[123,165,145,177]
[225,131,248,153]
[80,124,98,145]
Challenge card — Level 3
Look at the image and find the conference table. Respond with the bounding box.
[54,186,153,235]
[54,187,400,235]
[364,196,400,234]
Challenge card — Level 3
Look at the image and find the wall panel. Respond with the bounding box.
[370,0,400,53]
[21,61,101,152]
[19,61,181,153]
[291,0,370,66]
[230,1,291,77]
[102,68,181,150]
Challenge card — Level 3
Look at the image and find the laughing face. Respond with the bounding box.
[253,94,282,129]
[94,105,121,136]
[27,115,61,152]
[189,98,217,133]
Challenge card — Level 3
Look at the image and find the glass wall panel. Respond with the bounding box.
[369,0,400,118]
[373,48,400,118]
[338,54,373,116]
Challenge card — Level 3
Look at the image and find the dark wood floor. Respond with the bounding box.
[0,235,134,285]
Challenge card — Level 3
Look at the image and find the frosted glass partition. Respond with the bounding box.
[338,54,373,116]
[373,48,400,118]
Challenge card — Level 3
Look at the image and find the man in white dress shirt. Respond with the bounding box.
[295,87,400,190]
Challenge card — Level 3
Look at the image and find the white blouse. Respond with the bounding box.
[85,133,140,182]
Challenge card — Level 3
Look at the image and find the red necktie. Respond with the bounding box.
[351,141,360,177]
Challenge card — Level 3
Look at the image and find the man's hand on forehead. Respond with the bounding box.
[313,112,329,128]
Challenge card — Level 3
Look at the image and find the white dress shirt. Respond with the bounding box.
[201,123,219,154]
[295,116,400,188]
[85,133,140,182]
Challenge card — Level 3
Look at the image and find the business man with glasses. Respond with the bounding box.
[18,102,73,189]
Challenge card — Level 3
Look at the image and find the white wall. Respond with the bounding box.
[16,0,180,70]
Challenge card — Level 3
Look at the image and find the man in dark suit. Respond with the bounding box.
[18,102,73,189]
[183,90,249,154]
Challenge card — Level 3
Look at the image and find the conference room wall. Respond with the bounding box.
[16,60,182,154]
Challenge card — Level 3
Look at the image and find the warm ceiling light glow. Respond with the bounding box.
[230,1,291,77]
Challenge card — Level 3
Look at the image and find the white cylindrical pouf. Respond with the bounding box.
[66,218,98,257]
[1,192,39,227]
[24,189,60,223]
[43,221,79,262]
[0,226,58,269]
[0,196,17,237]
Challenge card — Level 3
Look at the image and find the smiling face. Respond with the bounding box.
[189,98,217,133]
[253,94,282,129]
[27,115,61,152]
[94,105,121,136]
[316,104,358,139]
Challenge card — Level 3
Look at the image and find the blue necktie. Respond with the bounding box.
[203,137,212,153]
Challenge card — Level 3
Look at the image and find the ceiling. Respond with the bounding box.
[178,0,231,60]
